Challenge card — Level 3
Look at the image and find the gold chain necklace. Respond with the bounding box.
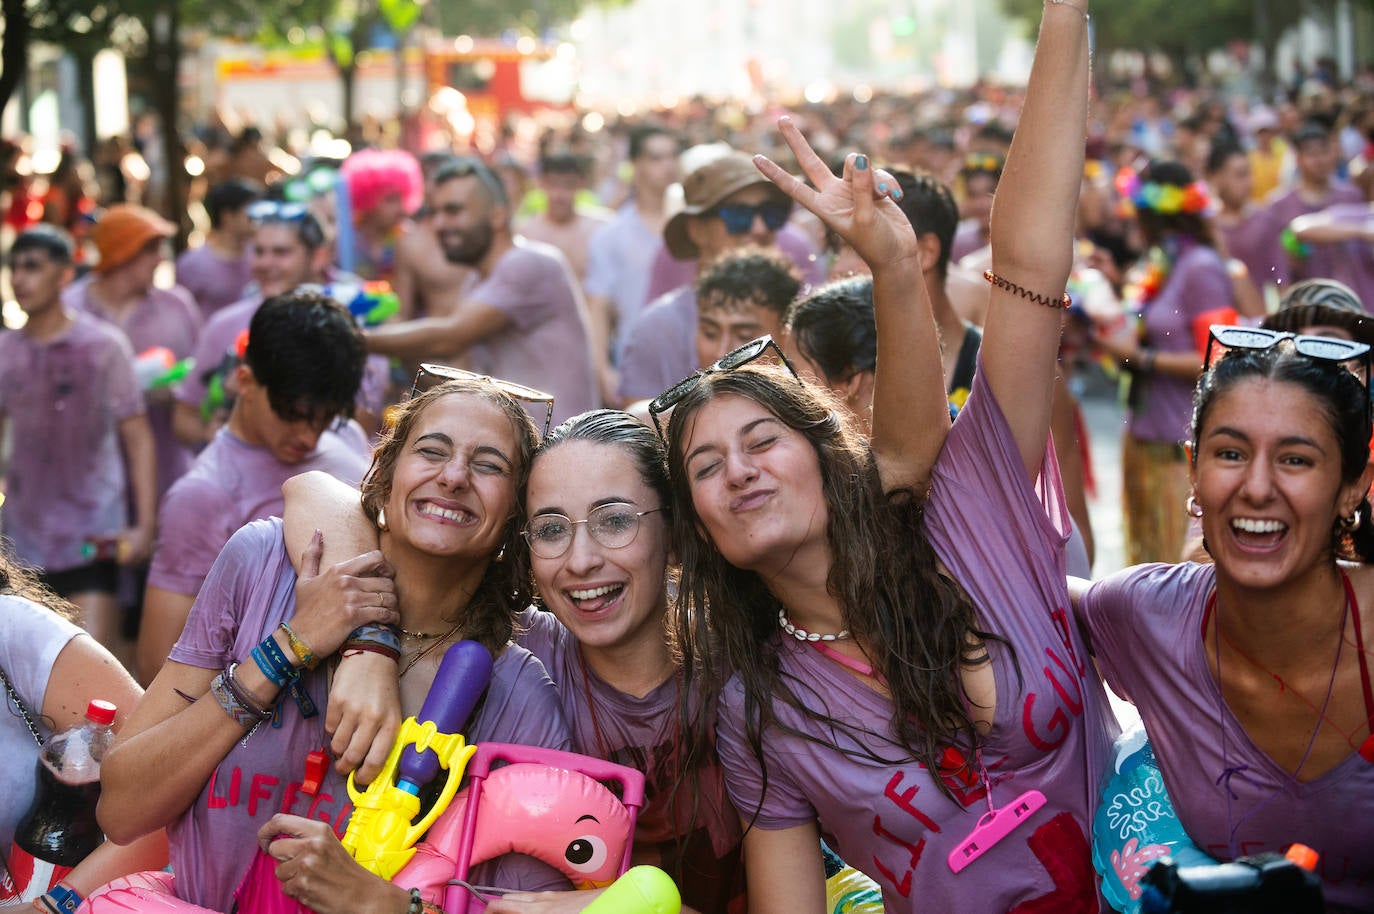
[399,622,462,677]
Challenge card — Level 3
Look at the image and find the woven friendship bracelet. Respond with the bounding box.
[211,671,265,730]
[224,662,274,721]
[278,621,320,670]
[983,270,1072,310]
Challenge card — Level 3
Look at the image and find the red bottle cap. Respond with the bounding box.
[1285,843,1319,872]
[86,699,117,726]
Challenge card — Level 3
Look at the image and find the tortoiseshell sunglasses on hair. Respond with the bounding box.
[647,335,799,440]
[410,363,555,439]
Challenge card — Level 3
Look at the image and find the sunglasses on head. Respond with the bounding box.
[1204,324,1372,372]
[246,200,325,248]
[711,201,792,235]
[647,335,799,440]
[411,363,555,439]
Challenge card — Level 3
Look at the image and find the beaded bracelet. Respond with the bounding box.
[211,671,265,730]
[278,621,319,669]
[983,270,1072,310]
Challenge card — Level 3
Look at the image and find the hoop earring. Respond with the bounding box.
[1341,509,1363,532]
[1186,495,1203,518]
[376,508,388,531]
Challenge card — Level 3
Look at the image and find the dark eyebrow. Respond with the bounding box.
[1208,426,1326,454]
[575,814,600,824]
[685,416,781,467]
[530,496,638,517]
[415,433,514,468]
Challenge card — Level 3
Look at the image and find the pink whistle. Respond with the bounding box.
[946,789,1046,873]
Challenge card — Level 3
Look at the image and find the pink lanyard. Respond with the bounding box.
[807,640,1048,872]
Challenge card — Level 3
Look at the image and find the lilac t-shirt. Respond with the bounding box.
[147,427,370,597]
[166,518,573,912]
[616,285,696,402]
[1260,183,1366,291]
[0,313,144,571]
[1217,209,1279,293]
[64,277,202,499]
[643,226,827,303]
[516,608,745,914]
[1129,244,1233,444]
[584,204,661,361]
[467,240,598,424]
[175,244,253,321]
[1079,562,1374,913]
[716,364,1118,914]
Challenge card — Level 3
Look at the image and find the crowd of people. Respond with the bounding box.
[2,0,1374,911]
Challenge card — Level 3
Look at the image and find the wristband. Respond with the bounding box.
[278,621,319,670]
[346,622,402,654]
[251,634,319,720]
[33,883,82,913]
[224,661,274,720]
[343,644,401,662]
[1139,349,1157,374]
[210,670,266,730]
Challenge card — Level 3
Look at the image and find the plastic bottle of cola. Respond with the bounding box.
[0,699,117,903]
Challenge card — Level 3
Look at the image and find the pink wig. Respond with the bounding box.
[341,148,423,217]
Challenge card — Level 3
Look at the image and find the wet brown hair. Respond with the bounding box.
[360,381,539,652]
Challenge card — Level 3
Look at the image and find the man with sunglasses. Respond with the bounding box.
[363,157,598,425]
[616,151,798,404]
[171,202,346,447]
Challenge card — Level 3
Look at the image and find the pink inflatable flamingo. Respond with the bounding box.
[78,744,644,914]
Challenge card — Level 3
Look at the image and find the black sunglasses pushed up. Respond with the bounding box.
[1205,324,1373,419]
[647,335,798,440]
[411,363,556,439]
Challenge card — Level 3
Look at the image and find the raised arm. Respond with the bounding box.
[281,470,377,567]
[755,122,948,494]
[981,0,1091,476]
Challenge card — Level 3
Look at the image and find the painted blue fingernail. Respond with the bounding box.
[892,188,904,201]
[856,155,869,170]
[878,182,888,194]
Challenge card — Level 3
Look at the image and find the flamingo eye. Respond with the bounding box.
[564,834,608,872]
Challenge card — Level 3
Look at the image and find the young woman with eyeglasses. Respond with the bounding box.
[656,3,1116,912]
[282,408,746,914]
[1072,324,1374,911]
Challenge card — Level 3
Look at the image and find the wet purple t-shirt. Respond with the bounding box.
[616,285,696,403]
[716,364,1118,914]
[1079,562,1374,913]
[467,240,598,425]
[175,244,253,320]
[167,518,573,912]
[1129,244,1233,444]
[147,426,370,597]
[0,312,144,571]
[516,607,745,913]
[64,277,202,499]
[1260,183,1367,292]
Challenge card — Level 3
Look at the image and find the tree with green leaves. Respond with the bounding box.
[996,0,1335,85]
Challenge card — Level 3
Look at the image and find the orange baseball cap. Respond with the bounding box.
[91,204,175,272]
